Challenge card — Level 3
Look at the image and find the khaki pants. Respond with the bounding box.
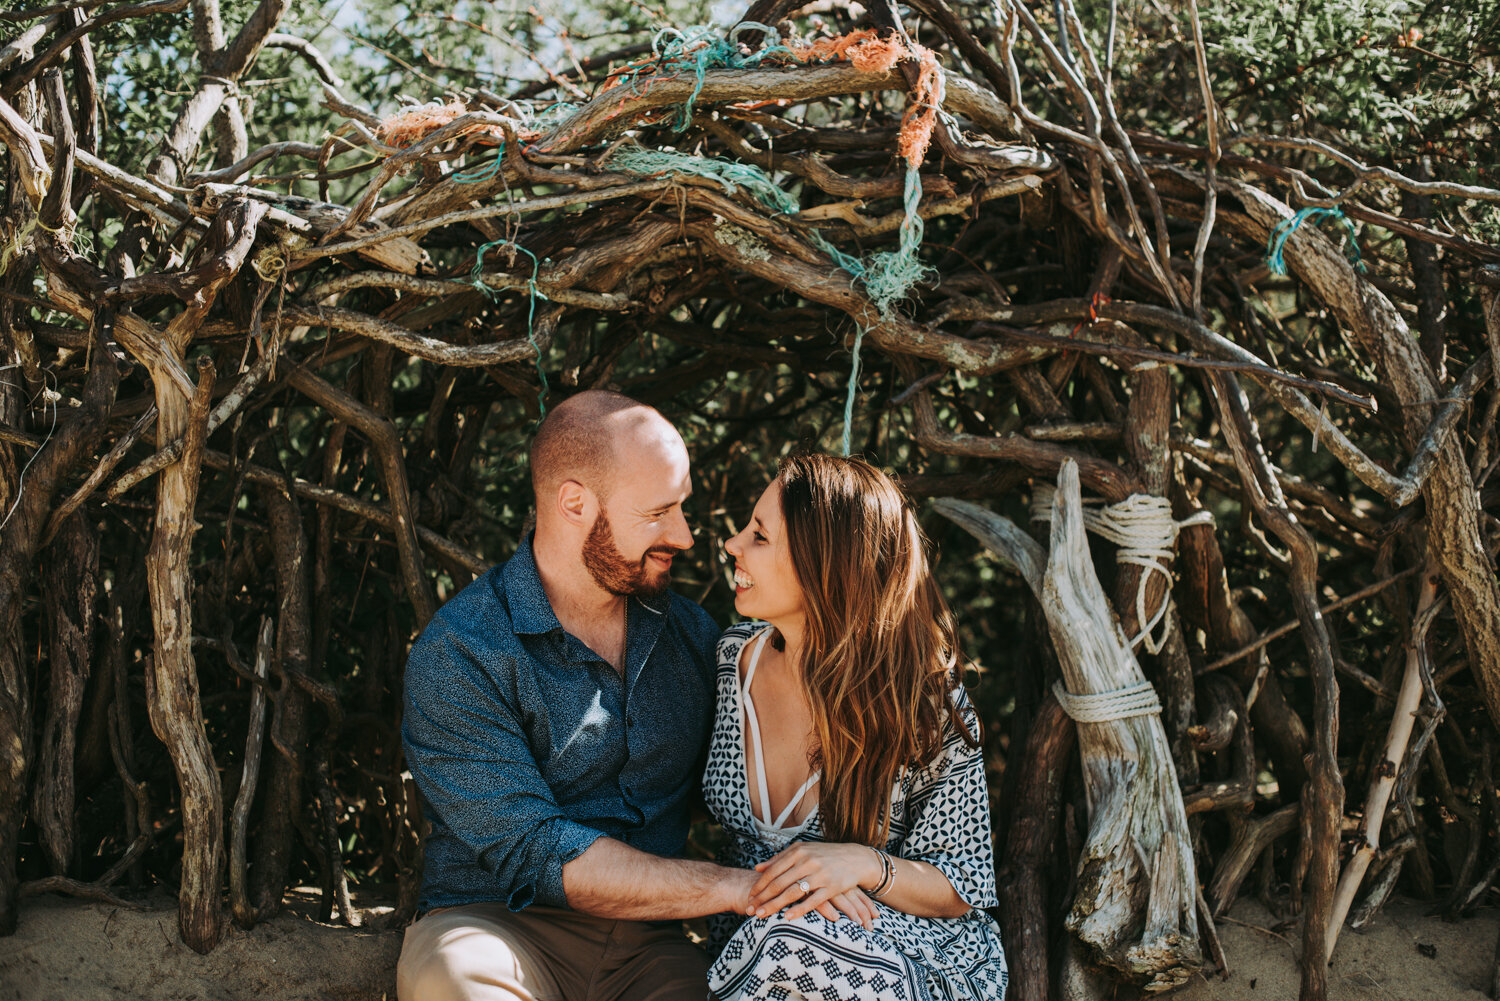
[396,903,710,1001]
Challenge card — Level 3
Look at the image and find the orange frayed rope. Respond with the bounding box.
[786,29,943,170]
[375,100,545,150]
[599,26,945,170]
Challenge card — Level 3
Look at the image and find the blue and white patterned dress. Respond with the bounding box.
[703,623,1009,1001]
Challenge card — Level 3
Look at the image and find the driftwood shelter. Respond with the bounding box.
[2,2,1499,1000]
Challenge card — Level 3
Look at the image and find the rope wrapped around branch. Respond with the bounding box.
[1052,679,1163,723]
[1032,486,1213,655]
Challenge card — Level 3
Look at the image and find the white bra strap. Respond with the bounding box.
[743,627,819,828]
[774,770,821,829]
[742,629,775,828]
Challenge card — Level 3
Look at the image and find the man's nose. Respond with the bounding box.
[667,508,693,551]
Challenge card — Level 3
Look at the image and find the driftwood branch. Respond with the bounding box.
[1042,461,1201,990]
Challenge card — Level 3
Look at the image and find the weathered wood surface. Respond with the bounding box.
[935,478,1202,991]
[33,513,99,874]
[1041,461,1201,991]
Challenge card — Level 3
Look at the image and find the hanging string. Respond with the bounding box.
[1267,206,1365,276]
[468,238,549,416]
[861,167,935,315]
[840,328,865,456]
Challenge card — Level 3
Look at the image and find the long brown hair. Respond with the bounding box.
[775,453,975,847]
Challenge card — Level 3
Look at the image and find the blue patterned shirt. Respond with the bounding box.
[402,537,720,911]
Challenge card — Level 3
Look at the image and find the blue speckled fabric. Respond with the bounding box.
[402,536,720,912]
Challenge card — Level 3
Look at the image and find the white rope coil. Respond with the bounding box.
[1031,486,1214,655]
[1052,680,1163,723]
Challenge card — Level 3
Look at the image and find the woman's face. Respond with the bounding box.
[723,480,805,625]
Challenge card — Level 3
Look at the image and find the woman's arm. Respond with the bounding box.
[748,842,971,920]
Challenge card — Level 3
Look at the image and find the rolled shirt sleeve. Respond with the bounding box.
[403,618,602,910]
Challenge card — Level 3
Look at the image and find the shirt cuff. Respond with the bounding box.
[519,821,605,910]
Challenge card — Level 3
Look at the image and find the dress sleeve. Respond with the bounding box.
[894,690,999,909]
[402,618,602,910]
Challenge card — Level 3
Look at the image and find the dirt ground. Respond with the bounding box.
[0,889,1494,1000]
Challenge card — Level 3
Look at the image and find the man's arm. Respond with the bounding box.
[404,620,604,910]
[562,837,756,919]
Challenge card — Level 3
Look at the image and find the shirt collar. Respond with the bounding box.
[500,535,564,636]
[633,589,668,616]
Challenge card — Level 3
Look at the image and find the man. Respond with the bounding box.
[397,390,754,1001]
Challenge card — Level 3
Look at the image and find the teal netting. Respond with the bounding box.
[612,23,794,131]
[604,144,932,454]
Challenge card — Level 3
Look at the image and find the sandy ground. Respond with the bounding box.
[0,889,1494,1000]
[1181,897,1498,1001]
[0,889,403,1001]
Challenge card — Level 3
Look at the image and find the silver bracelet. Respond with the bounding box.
[867,847,896,899]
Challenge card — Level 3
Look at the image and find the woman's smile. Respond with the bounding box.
[723,482,805,627]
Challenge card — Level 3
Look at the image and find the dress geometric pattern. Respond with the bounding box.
[704,623,1009,1001]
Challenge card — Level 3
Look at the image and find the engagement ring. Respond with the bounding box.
[797,879,811,894]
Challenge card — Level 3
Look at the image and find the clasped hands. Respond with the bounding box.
[742,842,883,930]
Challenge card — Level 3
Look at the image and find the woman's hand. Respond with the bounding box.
[811,888,877,930]
[749,843,884,925]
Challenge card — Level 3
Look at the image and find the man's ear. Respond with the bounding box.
[555,479,594,526]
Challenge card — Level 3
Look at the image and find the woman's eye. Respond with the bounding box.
[753,532,766,543]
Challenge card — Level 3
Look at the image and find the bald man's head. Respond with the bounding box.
[528,390,679,502]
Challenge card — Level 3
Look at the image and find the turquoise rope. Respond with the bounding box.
[468,238,550,416]
[1267,206,1365,276]
[622,23,793,131]
[840,327,865,456]
[862,167,934,315]
[454,141,504,183]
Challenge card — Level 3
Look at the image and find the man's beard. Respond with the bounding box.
[582,510,675,598]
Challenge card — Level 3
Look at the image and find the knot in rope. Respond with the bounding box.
[1032,487,1214,654]
[1052,680,1162,724]
[251,243,287,282]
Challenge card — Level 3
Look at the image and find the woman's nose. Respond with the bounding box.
[723,532,741,558]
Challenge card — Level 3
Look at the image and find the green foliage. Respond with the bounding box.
[1070,0,1499,236]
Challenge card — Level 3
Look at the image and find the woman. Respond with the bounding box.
[704,454,1007,1001]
